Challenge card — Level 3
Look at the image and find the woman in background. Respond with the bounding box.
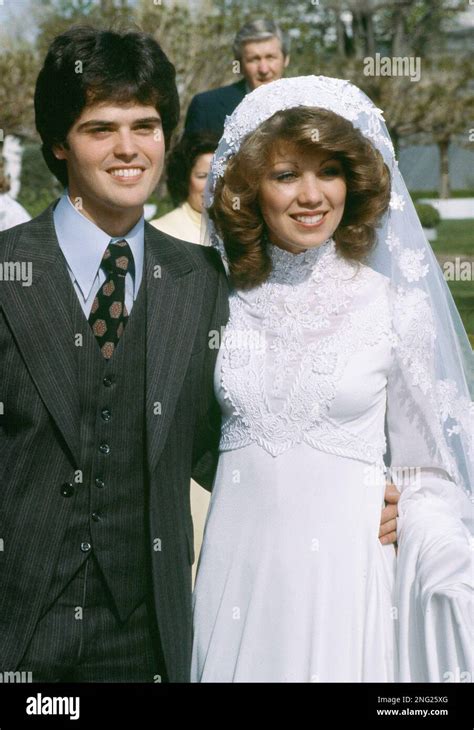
[151,131,219,245]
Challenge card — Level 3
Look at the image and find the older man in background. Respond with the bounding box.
[184,18,290,138]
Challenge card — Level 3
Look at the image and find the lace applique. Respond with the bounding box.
[386,229,401,253]
[397,248,429,282]
[390,286,469,488]
[218,241,393,462]
[389,191,406,211]
[392,285,436,396]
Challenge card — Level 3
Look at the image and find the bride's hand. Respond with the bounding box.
[379,482,400,550]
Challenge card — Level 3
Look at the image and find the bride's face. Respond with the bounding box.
[258,144,347,254]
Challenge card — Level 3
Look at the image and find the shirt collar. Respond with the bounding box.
[53,191,144,302]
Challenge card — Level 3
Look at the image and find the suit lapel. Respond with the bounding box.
[144,224,205,473]
[0,204,81,464]
[0,210,207,472]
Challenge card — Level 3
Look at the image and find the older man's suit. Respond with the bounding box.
[184,78,247,136]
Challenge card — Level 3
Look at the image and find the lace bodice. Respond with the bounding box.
[213,237,469,489]
[214,239,397,464]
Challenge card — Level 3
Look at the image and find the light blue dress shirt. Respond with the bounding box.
[53,192,145,318]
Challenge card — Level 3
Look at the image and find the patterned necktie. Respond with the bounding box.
[88,239,134,359]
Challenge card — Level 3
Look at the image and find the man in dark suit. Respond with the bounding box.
[0,27,228,683]
[184,19,290,137]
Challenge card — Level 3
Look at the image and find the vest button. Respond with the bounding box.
[91,511,102,522]
[95,477,105,489]
[80,542,92,552]
[101,408,112,422]
[99,442,111,455]
[60,483,74,497]
[103,375,115,387]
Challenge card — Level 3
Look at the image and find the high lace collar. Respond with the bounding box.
[267,237,336,284]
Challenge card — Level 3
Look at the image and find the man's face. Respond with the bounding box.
[53,101,164,230]
[240,37,289,90]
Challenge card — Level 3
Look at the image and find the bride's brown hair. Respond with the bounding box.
[209,107,391,290]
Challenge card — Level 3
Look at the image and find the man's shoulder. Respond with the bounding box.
[145,223,227,278]
[191,78,246,106]
[0,213,38,256]
[0,203,55,253]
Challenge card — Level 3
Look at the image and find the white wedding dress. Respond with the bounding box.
[191,238,473,683]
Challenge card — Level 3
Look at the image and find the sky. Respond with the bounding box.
[1,1,473,47]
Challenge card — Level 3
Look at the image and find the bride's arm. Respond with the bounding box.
[379,482,400,549]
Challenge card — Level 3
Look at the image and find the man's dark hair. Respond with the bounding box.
[166,131,219,206]
[34,26,180,187]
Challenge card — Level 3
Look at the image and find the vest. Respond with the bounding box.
[44,268,151,622]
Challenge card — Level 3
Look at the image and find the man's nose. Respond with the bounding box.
[113,130,139,159]
[258,61,270,75]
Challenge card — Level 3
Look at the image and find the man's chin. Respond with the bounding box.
[102,191,149,212]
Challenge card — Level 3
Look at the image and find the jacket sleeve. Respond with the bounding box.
[191,260,229,491]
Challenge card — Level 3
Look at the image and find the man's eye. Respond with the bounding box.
[90,128,110,134]
[135,125,156,133]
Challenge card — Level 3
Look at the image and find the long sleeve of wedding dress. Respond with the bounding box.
[384,285,473,682]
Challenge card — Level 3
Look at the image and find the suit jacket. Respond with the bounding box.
[0,203,229,682]
[184,78,247,136]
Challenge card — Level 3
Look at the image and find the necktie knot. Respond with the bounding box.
[102,239,133,276]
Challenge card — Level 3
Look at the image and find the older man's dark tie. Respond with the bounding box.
[88,239,134,359]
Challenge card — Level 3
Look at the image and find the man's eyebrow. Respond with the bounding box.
[77,116,161,131]
[247,53,276,60]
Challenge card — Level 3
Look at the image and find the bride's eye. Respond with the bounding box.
[321,165,342,177]
[274,171,297,182]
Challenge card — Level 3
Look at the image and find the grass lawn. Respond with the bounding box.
[430,219,473,345]
[447,280,474,346]
[431,219,474,258]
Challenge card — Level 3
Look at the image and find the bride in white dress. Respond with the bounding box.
[191,77,473,683]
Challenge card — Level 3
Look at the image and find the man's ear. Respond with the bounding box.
[284,54,290,68]
[52,142,67,161]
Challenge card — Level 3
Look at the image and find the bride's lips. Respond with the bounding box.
[290,211,328,228]
[107,166,146,184]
